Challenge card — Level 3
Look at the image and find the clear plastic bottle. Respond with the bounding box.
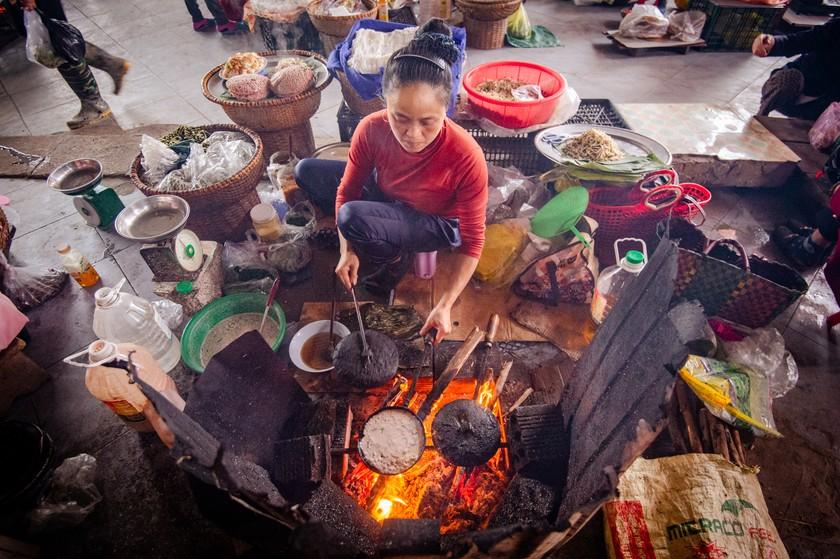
[85,340,185,446]
[92,284,181,372]
[57,244,100,287]
[591,249,647,325]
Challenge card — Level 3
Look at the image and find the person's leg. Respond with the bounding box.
[773,206,838,268]
[758,67,804,117]
[184,0,216,30]
[337,200,460,293]
[294,159,347,216]
[56,59,111,129]
[84,42,130,95]
[780,96,834,122]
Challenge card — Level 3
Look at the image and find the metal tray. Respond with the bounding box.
[534,124,672,166]
[206,54,330,102]
[115,195,190,243]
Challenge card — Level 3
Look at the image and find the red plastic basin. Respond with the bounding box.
[463,61,566,129]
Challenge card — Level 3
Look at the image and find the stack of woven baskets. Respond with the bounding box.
[201,50,332,160]
[455,0,521,49]
[307,0,377,54]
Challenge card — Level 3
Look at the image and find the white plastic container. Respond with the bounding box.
[83,340,185,446]
[92,281,181,372]
[591,239,648,325]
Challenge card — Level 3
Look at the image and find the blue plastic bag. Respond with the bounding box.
[327,20,466,116]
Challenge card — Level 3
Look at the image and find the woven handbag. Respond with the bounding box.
[587,170,711,266]
[661,219,807,328]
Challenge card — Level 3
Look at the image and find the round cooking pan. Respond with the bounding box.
[432,399,501,467]
[333,330,399,389]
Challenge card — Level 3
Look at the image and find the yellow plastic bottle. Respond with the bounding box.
[377,0,389,21]
[57,244,100,287]
[85,340,185,447]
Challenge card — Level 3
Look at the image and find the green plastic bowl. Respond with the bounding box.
[181,293,286,373]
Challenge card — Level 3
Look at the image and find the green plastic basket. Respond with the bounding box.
[181,293,287,373]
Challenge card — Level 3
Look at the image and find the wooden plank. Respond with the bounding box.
[606,30,705,50]
[783,8,831,26]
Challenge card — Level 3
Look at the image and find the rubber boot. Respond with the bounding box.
[85,42,130,95]
[56,60,112,130]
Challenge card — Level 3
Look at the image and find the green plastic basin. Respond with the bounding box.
[181,293,286,373]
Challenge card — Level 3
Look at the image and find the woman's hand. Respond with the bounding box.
[752,34,774,57]
[420,301,451,345]
[335,249,360,292]
[20,0,37,10]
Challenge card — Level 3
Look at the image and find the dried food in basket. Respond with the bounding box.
[476,78,542,102]
[317,0,367,15]
[227,74,271,101]
[221,52,267,79]
[560,128,623,161]
[270,59,315,97]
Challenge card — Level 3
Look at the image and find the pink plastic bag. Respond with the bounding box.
[0,292,28,350]
[809,102,840,151]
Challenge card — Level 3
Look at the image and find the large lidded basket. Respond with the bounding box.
[455,0,521,49]
[129,124,264,242]
[306,0,378,54]
[202,50,332,131]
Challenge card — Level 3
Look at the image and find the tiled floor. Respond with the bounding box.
[1,0,839,557]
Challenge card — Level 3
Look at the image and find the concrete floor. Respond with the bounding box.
[1,0,839,557]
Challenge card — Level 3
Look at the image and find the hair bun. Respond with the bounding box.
[413,19,459,65]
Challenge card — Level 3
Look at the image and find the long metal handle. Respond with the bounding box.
[350,287,369,355]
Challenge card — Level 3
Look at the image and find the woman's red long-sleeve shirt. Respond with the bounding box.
[335,110,488,259]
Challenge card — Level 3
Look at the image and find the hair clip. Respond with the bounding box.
[394,53,446,71]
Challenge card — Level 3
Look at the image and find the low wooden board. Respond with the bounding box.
[605,30,705,51]
[393,251,548,343]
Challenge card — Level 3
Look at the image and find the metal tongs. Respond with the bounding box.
[350,286,372,363]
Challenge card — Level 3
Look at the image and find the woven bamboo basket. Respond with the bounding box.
[456,0,519,20]
[337,70,386,115]
[307,0,376,37]
[129,124,264,242]
[0,207,11,257]
[201,50,332,131]
[464,16,508,49]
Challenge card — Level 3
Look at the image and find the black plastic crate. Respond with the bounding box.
[690,0,785,50]
[336,99,630,175]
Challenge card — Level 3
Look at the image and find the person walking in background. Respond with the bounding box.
[184,0,247,34]
[752,17,839,120]
[3,0,130,129]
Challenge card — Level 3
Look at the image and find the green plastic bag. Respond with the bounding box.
[507,4,532,39]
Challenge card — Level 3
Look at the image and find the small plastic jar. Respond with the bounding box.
[250,203,283,242]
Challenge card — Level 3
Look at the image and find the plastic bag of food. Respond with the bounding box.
[283,201,316,239]
[618,4,669,39]
[151,299,184,330]
[222,239,276,284]
[667,10,706,42]
[24,11,63,68]
[140,135,181,187]
[28,454,102,534]
[679,355,781,437]
[41,14,86,64]
[507,4,533,40]
[722,327,798,399]
[512,85,543,101]
[475,222,528,282]
[183,134,256,189]
[0,253,67,311]
[486,164,548,224]
[265,237,312,273]
[809,102,840,152]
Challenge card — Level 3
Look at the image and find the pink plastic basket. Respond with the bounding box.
[463,61,566,129]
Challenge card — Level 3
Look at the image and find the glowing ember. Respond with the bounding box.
[342,376,512,533]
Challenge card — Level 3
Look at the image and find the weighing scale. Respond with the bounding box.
[47,159,124,230]
[115,195,207,282]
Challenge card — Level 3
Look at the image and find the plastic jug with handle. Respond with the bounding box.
[92,279,181,372]
[591,238,648,325]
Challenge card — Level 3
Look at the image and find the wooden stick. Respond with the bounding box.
[713,420,730,462]
[675,381,703,453]
[417,326,484,420]
[732,429,747,465]
[667,394,688,455]
[698,408,713,453]
[507,388,534,415]
[489,361,513,409]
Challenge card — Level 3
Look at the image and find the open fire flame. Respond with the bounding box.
[343,375,511,533]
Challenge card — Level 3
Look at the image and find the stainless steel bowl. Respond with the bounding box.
[114,195,191,243]
[47,159,103,195]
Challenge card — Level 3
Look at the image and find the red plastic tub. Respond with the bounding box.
[463,61,566,129]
